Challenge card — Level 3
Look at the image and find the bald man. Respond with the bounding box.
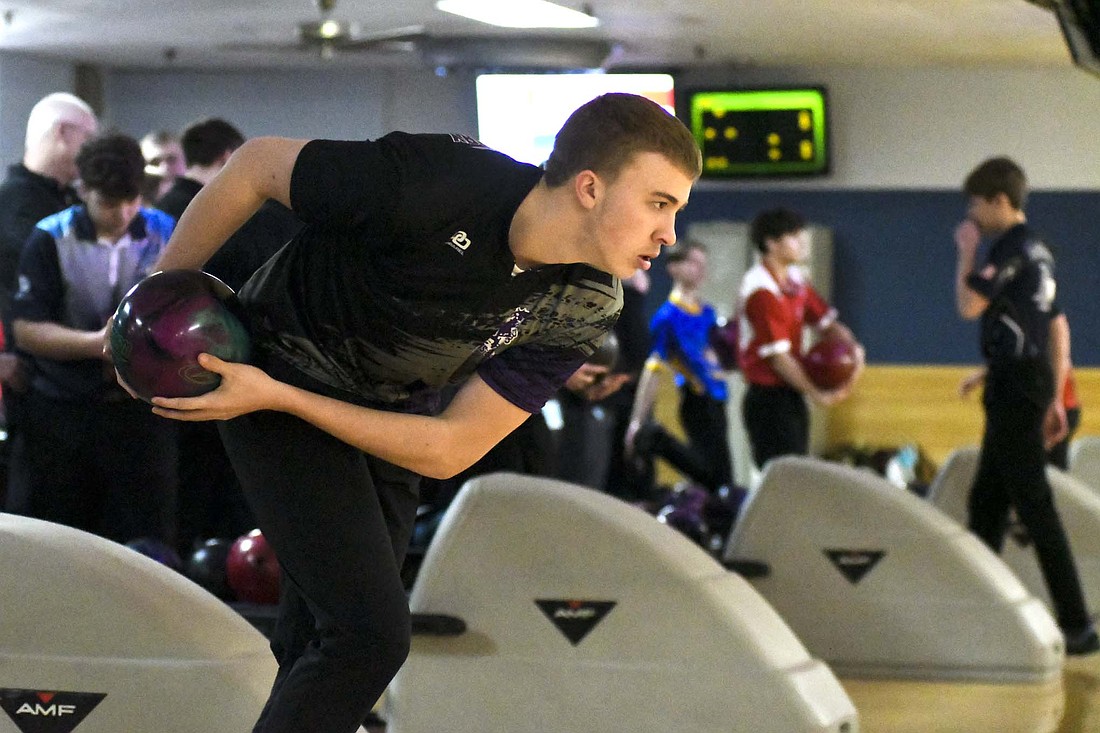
[0,93,98,510]
[0,92,98,317]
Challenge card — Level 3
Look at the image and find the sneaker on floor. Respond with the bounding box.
[1065,626,1100,656]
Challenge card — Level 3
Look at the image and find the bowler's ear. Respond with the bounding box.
[573,169,600,210]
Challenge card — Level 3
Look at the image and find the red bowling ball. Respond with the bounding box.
[226,529,280,606]
[109,269,251,403]
[802,338,858,390]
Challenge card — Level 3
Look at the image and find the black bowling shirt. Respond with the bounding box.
[239,132,622,415]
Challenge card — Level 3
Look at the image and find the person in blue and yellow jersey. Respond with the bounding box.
[625,239,733,495]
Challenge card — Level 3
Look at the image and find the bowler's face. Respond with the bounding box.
[589,152,695,279]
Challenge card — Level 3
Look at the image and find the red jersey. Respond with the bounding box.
[737,262,836,387]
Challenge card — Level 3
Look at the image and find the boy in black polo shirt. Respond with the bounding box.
[955,155,1098,655]
[108,93,702,732]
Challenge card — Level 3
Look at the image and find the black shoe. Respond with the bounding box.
[1065,626,1100,656]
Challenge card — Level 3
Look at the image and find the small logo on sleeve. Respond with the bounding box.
[447,230,472,254]
[0,689,107,733]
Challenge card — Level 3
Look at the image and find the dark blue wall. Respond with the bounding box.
[657,189,1100,366]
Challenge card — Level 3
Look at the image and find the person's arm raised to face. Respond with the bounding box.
[154,137,307,272]
[955,219,988,320]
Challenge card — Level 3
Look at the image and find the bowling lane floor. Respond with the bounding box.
[365,655,1100,732]
[841,654,1100,732]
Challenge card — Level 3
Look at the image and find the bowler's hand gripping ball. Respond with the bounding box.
[110,269,251,402]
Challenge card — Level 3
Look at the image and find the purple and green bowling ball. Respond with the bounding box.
[110,269,251,403]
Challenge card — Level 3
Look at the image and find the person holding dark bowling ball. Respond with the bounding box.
[102,94,703,733]
[9,132,178,546]
[737,207,863,470]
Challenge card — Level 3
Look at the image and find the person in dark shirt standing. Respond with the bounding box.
[106,93,701,733]
[0,92,98,511]
[955,155,1098,655]
[140,129,186,202]
[157,117,301,291]
[0,93,99,311]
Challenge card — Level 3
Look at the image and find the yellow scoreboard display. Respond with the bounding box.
[687,87,829,177]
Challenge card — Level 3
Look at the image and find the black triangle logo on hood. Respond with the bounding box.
[536,599,616,645]
[824,549,886,585]
[0,688,107,733]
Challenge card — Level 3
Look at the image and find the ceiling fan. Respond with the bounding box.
[223,0,617,69]
[295,0,426,59]
[219,0,426,60]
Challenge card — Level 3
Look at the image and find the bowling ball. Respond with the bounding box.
[656,503,706,546]
[802,338,858,390]
[588,331,620,369]
[226,529,280,605]
[410,508,445,552]
[670,483,709,512]
[709,319,739,371]
[125,537,183,571]
[185,537,233,599]
[109,269,251,403]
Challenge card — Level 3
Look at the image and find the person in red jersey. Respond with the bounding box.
[737,206,863,470]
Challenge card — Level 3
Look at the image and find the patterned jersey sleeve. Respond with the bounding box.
[477,342,591,413]
[476,273,621,413]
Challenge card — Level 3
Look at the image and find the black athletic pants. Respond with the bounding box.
[175,419,255,558]
[218,365,420,733]
[969,366,1091,634]
[641,388,732,492]
[742,383,809,470]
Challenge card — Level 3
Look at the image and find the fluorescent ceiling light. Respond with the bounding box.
[436,0,599,29]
